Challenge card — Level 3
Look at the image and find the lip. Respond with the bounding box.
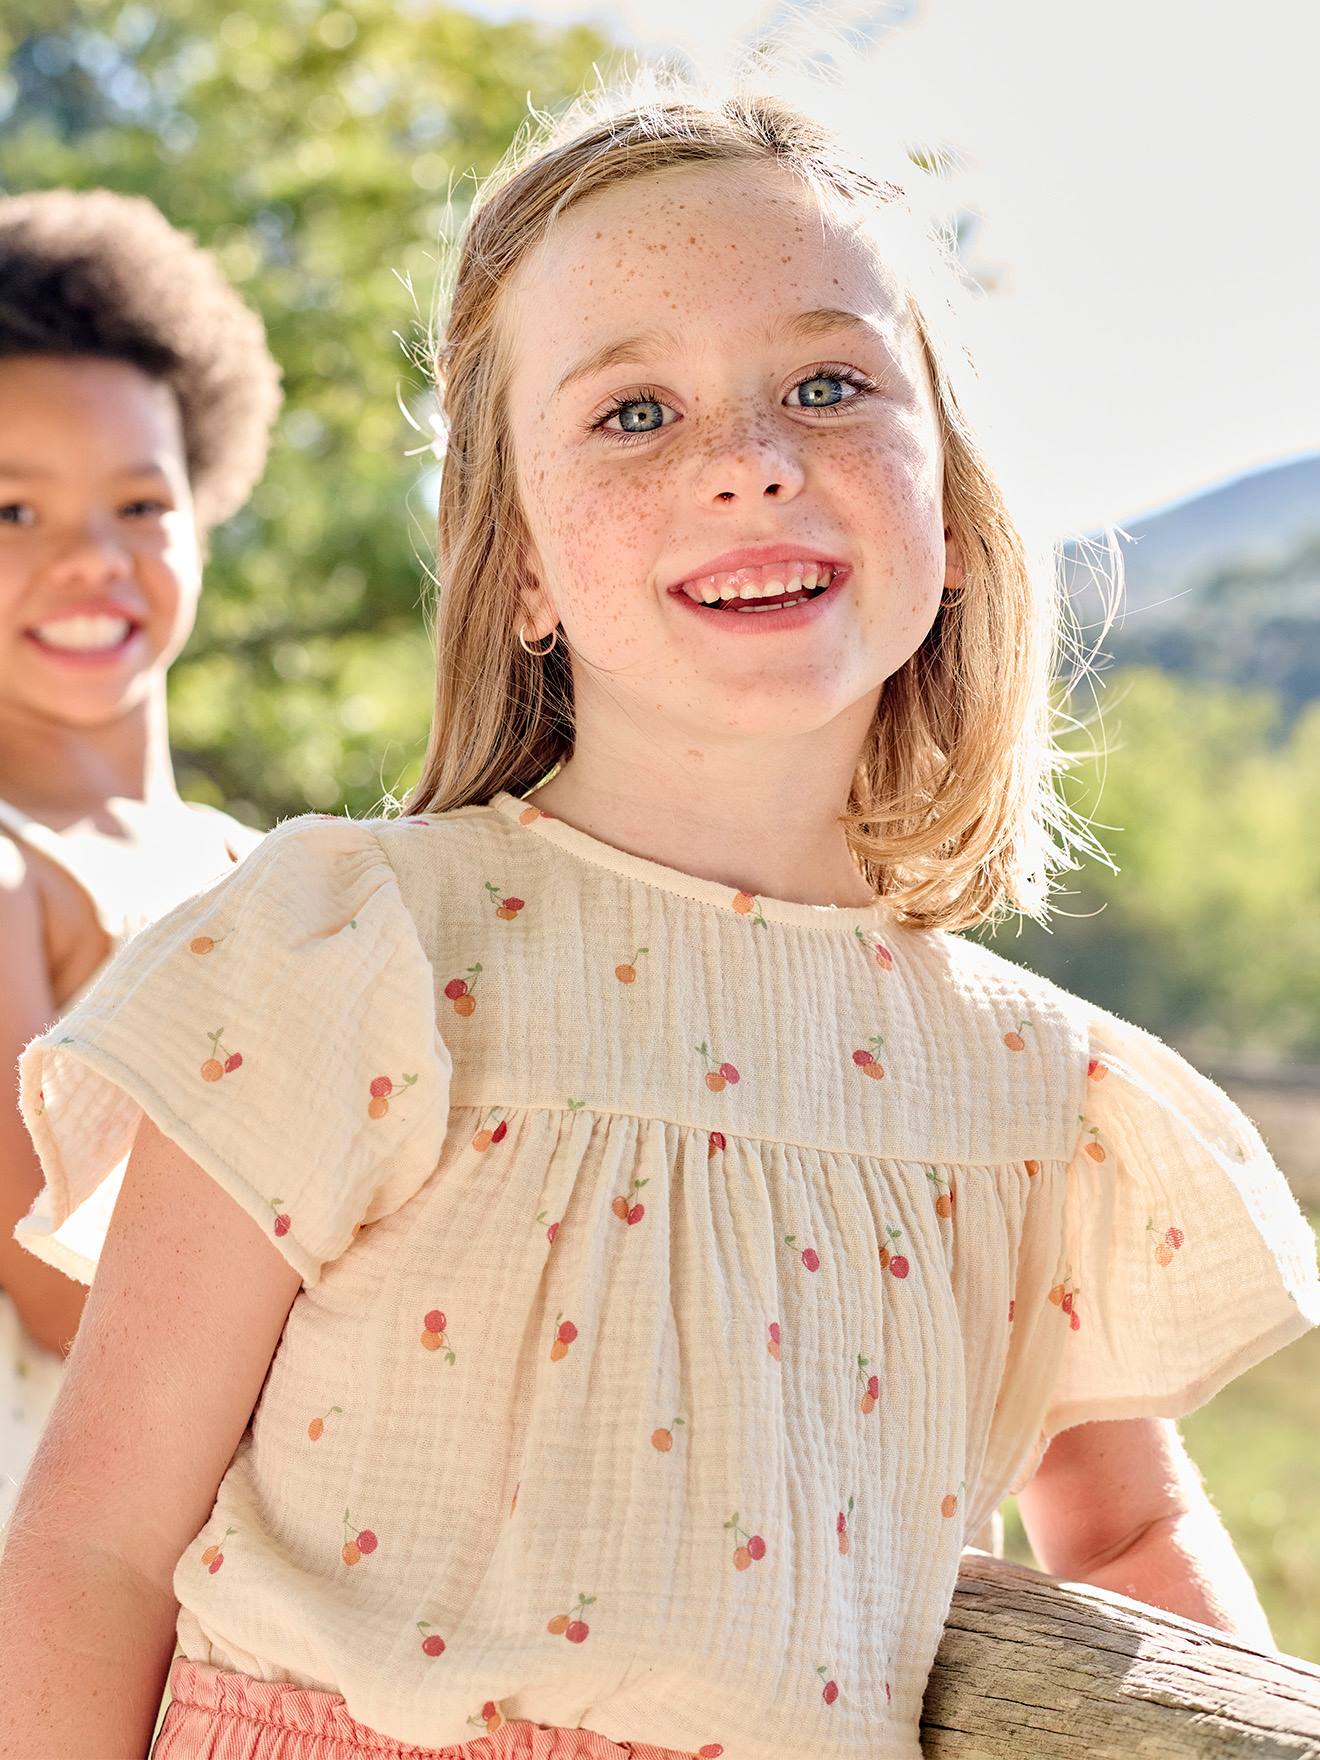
[26,597,145,627]
[665,542,848,594]
[667,562,850,635]
[22,600,148,670]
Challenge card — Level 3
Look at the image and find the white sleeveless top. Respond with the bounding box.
[0,795,261,1538]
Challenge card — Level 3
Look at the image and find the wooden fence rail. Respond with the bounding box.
[925,1551,1320,1757]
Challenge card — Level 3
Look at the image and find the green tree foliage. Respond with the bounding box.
[975,667,1320,1061]
[1,0,613,818]
[3,10,1313,1061]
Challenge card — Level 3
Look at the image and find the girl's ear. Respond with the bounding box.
[942,523,963,597]
[516,553,560,645]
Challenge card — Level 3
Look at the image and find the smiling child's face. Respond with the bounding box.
[504,159,956,753]
[0,353,202,731]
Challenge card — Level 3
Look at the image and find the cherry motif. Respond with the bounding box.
[467,1702,505,1734]
[368,1072,417,1120]
[444,963,483,1017]
[851,1034,886,1079]
[817,1665,840,1705]
[611,1175,649,1226]
[724,1513,766,1570]
[1076,1113,1107,1162]
[484,880,525,920]
[615,946,649,983]
[535,1209,560,1244]
[707,1130,726,1160]
[695,1041,740,1092]
[472,1109,508,1151]
[417,1619,446,1657]
[421,1308,456,1363]
[200,1526,236,1573]
[784,1233,819,1272]
[200,1028,243,1083]
[546,1591,595,1642]
[266,1197,291,1238]
[927,1167,954,1217]
[879,1225,909,1278]
[341,1507,377,1565]
[550,1313,577,1361]
[731,890,767,927]
[853,924,894,969]
[767,1320,781,1361]
[857,1353,880,1414]
[837,1494,855,1556]
[651,1416,685,1452]
[307,1405,341,1441]
[1048,1267,1082,1330]
[1147,1217,1185,1265]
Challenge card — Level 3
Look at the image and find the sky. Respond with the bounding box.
[459,0,1319,536]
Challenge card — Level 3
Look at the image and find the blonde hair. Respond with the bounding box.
[401,65,1117,933]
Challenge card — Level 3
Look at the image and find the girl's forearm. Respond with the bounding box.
[0,1515,178,1760]
[1079,1500,1276,1651]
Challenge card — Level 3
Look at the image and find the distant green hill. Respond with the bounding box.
[1064,454,1320,727]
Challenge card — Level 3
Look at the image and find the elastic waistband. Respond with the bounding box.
[164,1659,695,1759]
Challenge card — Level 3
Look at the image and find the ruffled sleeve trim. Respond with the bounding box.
[15,815,451,1290]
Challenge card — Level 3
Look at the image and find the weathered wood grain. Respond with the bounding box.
[923,1551,1320,1757]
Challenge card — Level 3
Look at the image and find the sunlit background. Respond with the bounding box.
[4,0,1318,1656]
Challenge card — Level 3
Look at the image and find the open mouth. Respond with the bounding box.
[672,559,844,616]
[25,614,143,659]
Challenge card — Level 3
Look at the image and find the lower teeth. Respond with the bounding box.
[716,580,830,613]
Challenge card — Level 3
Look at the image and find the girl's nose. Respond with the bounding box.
[694,428,807,506]
[45,523,134,592]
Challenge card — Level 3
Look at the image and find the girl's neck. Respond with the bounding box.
[526,726,878,910]
[0,682,182,823]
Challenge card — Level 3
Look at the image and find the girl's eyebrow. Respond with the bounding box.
[550,306,893,402]
[0,461,171,479]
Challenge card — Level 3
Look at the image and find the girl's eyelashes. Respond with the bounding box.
[0,498,171,525]
[587,363,879,447]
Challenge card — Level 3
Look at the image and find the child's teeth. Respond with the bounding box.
[34,615,133,650]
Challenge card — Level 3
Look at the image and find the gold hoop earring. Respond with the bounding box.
[518,623,558,656]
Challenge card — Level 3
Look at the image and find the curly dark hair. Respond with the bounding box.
[0,187,282,529]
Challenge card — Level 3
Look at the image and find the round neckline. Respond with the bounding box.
[489,790,893,932]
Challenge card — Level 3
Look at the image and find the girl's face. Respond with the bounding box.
[0,354,202,730]
[504,160,955,753]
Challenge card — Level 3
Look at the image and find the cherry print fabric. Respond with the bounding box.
[17,815,451,1289]
[16,793,1320,1760]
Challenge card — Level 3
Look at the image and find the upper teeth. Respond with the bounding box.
[680,560,834,606]
[33,616,133,651]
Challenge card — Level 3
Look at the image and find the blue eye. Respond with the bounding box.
[590,365,876,447]
[0,502,35,526]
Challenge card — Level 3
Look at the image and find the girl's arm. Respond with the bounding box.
[0,837,87,1356]
[0,1113,302,1760]
[1016,1416,1275,1648]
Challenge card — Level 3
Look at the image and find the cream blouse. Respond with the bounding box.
[16,793,1320,1759]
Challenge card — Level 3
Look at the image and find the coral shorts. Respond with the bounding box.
[152,1658,699,1760]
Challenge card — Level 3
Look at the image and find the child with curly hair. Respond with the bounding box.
[0,188,280,1537]
[1,74,1316,1760]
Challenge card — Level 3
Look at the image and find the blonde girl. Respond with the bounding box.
[1,72,1316,1760]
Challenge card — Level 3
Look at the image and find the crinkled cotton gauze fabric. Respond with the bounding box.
[18,792,1320,1760]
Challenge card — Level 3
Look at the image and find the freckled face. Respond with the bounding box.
[502,159,953,744]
